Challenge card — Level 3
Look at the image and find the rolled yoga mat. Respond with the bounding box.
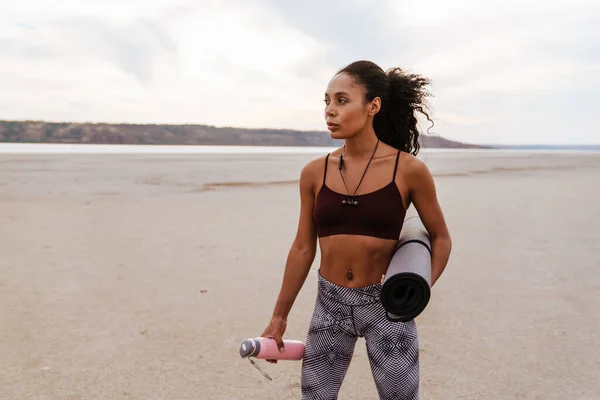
[380,216,432,322]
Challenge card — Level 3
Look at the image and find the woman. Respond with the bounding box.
[260,60,452,399]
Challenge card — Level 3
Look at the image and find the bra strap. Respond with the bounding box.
[323,153,330,184]
[392,150,401,181]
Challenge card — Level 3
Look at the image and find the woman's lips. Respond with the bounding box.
[327,122,339,131]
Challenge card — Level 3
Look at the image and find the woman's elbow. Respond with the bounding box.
[432,231,452,250]
[291,238,317,257]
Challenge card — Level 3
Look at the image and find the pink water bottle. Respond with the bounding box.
[239,337,305,361]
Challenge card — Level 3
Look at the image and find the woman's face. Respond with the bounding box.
[324,72,378,140]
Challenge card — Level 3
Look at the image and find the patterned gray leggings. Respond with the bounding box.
[301,271,420,400]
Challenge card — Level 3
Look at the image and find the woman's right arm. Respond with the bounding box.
[260,159,319,356]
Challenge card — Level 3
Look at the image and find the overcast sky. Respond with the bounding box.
[1,0,598,145]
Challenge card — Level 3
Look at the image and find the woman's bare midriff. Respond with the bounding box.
[318,235,398,288]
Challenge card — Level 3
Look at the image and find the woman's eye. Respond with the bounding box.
[324,98,346,105]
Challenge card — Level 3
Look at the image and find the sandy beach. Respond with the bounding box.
[1,147,599,399]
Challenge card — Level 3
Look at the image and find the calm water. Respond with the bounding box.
[0,143,491,155]
[0,143,337,154]
[0,143,597,155]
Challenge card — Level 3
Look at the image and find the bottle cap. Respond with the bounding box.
[239,338,260,358]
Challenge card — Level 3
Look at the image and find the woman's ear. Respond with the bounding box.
[369,97,382,116]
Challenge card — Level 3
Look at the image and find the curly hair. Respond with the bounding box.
[337,60,434,155]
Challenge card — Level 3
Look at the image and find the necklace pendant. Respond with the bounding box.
[347,269,353,280]
[342,198,358,207]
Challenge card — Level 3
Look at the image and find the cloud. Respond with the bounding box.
[1,0,190,21]
[383,0,600,144]
[56,16,178,83]
[246,0,600,144]
[0,0,599,144]
[0,5,184,83]
[258,0,412,68]
[0,0,331,129]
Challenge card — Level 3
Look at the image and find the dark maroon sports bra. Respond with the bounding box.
[313,151,406,240]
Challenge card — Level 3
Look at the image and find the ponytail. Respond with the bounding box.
[338,61,434,156]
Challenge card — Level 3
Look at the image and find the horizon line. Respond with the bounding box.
[1,119,599,147]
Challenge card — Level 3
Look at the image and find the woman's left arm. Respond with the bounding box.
[408,158,452,287]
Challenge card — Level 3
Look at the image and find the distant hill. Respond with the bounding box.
[0,120,488,149]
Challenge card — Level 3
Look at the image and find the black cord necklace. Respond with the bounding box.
[338,139,379,207]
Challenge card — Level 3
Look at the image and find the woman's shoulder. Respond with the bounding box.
[299,152,336,183]
[302,150,341,172]
[398,151,434,188]
[396,148,424,168]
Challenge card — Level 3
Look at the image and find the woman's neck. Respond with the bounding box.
[342,129,379,159]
